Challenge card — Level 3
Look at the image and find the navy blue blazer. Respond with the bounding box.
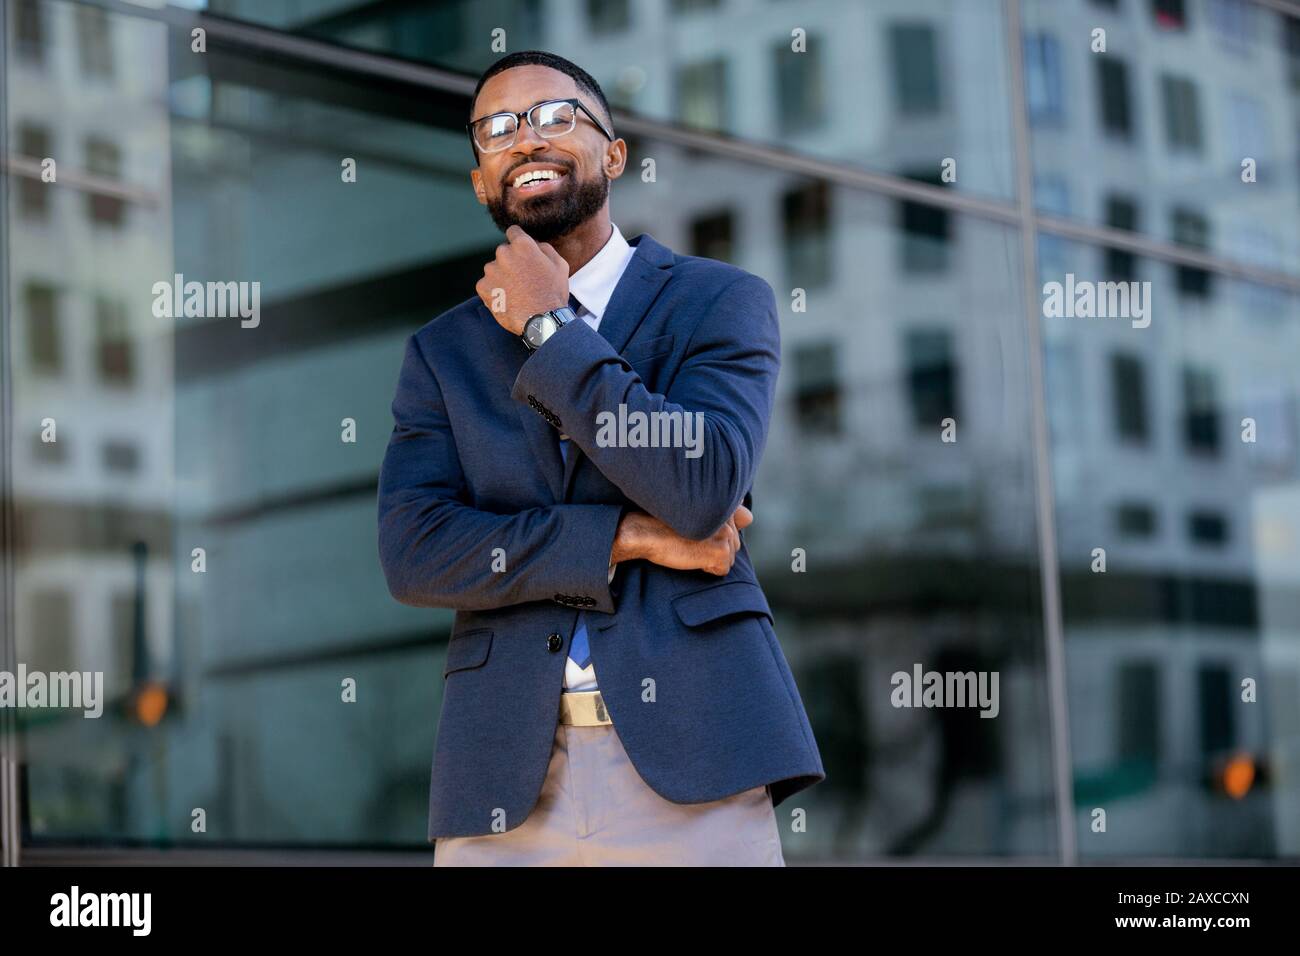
[377,232,825,841]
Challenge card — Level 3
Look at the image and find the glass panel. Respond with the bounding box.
[1039,235,1300,858]
[5,0,1052,859]
[1025,0,1300,278]
[205,0,1018,201]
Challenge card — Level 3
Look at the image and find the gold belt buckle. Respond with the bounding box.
[559,690,612,726]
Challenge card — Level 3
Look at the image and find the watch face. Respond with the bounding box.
[525,314,557,349]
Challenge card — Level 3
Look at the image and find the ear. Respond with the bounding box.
[470,168,487,206]
[603,139,628,180]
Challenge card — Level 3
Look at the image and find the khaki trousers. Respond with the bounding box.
[433,720,786,866]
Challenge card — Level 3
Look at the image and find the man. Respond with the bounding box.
[377,50,824,866]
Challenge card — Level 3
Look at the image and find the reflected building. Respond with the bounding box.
[5,0,176,838]
[2,0,1298,862]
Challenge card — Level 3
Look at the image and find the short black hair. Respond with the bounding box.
[469,50,613,159]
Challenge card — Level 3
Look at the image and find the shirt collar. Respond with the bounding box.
[567,223,635,324]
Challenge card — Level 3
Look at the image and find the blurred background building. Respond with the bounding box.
[1,0,1298,863]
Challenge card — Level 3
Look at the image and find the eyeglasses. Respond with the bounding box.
[467,97,615,155]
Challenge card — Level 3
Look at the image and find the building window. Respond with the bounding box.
[586,0,630,34]
[1095,57,1134,140]
[1182,365,1220,455]
[17,123,52,219]
[29,588,74,673]
[95,298,134,385]
[676,58,728,130]
[1197,665,1234,758]
[772,37,826,135]
[671,0,720,10]
[1171,208,1212,297]
[898,171,951,273]
[1207,0,1255,50]
[888,23,942,116]
[102,441,141,473]
[1224,91,1269,164]
[15,0,45,64]
[781,181,832,290]
[1151,0,1188,30]
[905,328,958,428]
[1117,662,1160,767]
[1110,352,1149,444]
[792,341,842,436]
[24,282,62,375]
[1035,176,1070,217]
[1160,74,1202,152]
[1024,32,1064,125]
[690,209,734,263]
[110,591,139,699]
[85,137,126,227]
[1103,194,1140,281]
[1188,510,1228,546]
[1116,502,1158,538]
[75,4,115,79]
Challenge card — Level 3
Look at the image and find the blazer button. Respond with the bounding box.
[547,633,563,653]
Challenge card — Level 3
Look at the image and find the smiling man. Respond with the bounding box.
[377,50,824,866]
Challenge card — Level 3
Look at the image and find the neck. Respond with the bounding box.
[548,210,613,276]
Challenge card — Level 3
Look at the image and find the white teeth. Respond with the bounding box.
[513,169,562,189]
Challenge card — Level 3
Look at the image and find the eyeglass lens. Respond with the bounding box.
[473,100,577,151]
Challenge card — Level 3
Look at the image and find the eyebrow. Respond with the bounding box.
[470,97,571,123]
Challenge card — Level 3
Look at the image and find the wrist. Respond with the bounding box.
[521,304,577,352]
[610,511,653,565]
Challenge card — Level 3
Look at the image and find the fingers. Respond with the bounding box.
[732,505,753,530]
[504,224,533,247]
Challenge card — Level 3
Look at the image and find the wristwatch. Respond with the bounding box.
[521,305,577,352]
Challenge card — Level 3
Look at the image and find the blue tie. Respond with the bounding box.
[560,292,593,674]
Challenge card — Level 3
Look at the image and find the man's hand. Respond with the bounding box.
[611,506,753,577]
[475,225,570,336]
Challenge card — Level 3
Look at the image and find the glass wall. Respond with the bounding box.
[1024,0,1299,277]
[2,0,1297,862]
[210,0,1019,201]
[1041,235,1300,858]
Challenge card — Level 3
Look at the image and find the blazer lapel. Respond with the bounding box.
[593,233,673,354]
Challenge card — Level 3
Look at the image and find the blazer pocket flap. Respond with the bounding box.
[623,333,674,364]
[672,580,773,627]
[443,628,493,677]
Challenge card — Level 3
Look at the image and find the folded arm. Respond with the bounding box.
[378,332,623,612]
[511,273,780,541]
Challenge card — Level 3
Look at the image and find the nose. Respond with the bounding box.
[512,118,549,152]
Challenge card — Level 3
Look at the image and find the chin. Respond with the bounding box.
[506,211,571,242]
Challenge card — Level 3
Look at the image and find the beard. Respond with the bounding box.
[486,167,610,242]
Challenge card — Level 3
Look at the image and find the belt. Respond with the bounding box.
[559,690,612,726]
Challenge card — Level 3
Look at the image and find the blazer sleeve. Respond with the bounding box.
[377,331,625,612]
[510,272,780,541]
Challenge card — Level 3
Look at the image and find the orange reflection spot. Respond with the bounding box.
[133,683,169,727]
[1222,754,1255,800]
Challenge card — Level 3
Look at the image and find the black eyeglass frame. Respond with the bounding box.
[466,97,616,156]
